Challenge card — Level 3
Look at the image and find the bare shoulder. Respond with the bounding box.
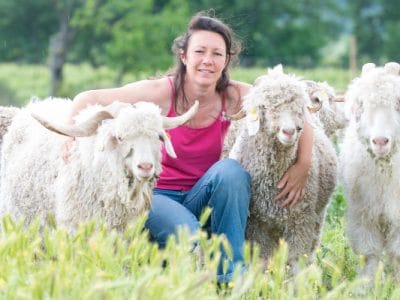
[226,80,253,114]
[121,77,172,113]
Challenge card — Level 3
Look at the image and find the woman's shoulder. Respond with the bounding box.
[122,77,172,113]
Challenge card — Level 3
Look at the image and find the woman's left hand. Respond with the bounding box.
[274,161,309,208]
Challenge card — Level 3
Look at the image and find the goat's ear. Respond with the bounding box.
[384,62,400,75]
[160,130,177,158]
[361,63,376,75]
[96,131,118,151]
[268,64,284,77]
[245,106,260,136]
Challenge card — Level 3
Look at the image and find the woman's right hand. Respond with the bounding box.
[62,136,75,163]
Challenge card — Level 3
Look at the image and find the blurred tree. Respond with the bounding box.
[381,0,400,62]
[48,0,82,96]
[1,0,398,74]
[71,0,190,84]
[347,0,385,65]
[0,0,58,62]
[189,0,344,68]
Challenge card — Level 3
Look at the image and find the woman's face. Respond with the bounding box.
[181,30,228,86]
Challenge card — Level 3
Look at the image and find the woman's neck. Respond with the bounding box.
[182,78,218,106]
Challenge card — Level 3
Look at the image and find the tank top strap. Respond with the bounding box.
[221,92,227,111]
[166,77,177,117]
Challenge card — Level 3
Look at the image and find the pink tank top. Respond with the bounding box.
[156,77,231,191]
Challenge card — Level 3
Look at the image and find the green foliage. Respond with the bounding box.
[2,202,400,299]
[0,0,58,63]
[70,0,190,81]
[2,0,400,72]
[346,0,400,65]
[190,0,344,68]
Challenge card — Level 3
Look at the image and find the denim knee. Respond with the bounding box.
[145,195,199,248]
[211,158,250,183]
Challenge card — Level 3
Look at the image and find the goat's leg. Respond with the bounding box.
[246,220,278,261]
[387,226,400,283]
[346,217,383,282]
[283,212,322,275]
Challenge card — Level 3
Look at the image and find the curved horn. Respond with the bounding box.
[162,100,199,129]
[307,100,322,113]
[334,95,345,102]
[31,110,113,137]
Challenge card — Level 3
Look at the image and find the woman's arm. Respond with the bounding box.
[62,78,171,161]
[67,78,171,124]
[274,121,314,208]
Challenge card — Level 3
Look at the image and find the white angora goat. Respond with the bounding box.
[340,62,400,282]
[230,65,338,272]
[0,98,198,232]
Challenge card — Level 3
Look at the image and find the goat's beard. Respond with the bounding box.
[124,175,154,215]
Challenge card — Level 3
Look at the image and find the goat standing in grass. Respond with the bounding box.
[340,62,400,283]
[230,66,338,273]
[0,98,198,232]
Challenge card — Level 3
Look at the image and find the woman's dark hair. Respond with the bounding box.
[170,12,242,110]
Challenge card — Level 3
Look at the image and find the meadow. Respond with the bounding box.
[0,63,353,107]
[0,63,398,299]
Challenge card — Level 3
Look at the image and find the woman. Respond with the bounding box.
[65,12,313,283]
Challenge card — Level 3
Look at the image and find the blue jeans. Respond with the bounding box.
[145,158,251,283]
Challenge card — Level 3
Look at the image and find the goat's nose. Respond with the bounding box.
[138,163,153,171]
[283,128,295,136]
[372,137,389,146]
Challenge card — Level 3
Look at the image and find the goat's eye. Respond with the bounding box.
[159,134,165,142]
[117,136,123,142]
[311,96,321,104]
[296,126,302,131]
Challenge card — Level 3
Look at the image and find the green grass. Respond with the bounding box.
[0,63,148,107]
[0,63,352,106]
[1,193,400,299]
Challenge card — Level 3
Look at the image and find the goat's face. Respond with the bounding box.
[108,108,167,181]
[262,104,304,146]
[243,71,308,147]
[306,81,347,134]
[358,105,400,158]
[116,132,162,181]
[346,64,400,158]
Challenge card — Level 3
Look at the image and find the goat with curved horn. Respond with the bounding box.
[32,100,199,137]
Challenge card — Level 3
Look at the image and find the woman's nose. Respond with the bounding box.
[202,54,213,64]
